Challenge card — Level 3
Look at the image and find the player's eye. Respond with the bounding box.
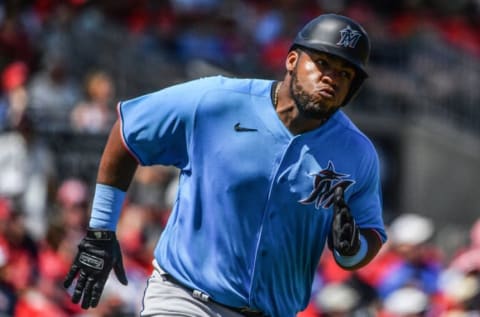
[340,70,353,79]
[315,58,328,67]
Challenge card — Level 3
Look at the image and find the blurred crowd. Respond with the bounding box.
[0,0,479,316]
[299,214,480,317]
[0,170,177,317]
[0,0,479,133]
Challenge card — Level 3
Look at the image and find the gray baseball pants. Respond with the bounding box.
[140,260,244,317]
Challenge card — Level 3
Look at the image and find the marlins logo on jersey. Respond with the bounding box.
[336,25,362,48]
[299,161,355,209]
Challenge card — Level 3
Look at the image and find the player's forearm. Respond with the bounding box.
[89,119,138,231]
[97,119,138,191]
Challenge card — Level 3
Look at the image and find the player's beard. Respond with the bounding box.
[289,68,339,121]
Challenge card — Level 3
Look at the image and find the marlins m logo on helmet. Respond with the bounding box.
[336,25,362,48]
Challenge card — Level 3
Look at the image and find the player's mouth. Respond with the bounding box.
[317,87,336,99]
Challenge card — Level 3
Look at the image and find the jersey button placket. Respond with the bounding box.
[249,140,290,305]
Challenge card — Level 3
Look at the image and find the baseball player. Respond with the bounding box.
[64,14,387,317]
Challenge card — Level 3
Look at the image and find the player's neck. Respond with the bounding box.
[275,81,325,135]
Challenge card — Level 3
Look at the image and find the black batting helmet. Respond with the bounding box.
[291,14,371,106]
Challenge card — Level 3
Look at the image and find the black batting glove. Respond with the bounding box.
[332,187,361,256]
[64,229,128,309]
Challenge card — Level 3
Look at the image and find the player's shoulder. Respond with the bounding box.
[189,75,273,97]
[124,76,271,105]
[332,111,377,152]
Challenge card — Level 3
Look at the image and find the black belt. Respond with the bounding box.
[162,273,266,317]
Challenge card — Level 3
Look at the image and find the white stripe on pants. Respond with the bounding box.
[140,260,245,317]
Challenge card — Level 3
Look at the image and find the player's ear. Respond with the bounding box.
[286,50,299,73]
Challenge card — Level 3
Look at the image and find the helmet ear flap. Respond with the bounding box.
[341,74,366,107]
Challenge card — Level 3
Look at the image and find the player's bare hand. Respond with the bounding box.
[332,187,360,256]
[64,229,128,309]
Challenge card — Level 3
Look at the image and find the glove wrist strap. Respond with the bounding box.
[333,234,368,267]
[86,229,116,240]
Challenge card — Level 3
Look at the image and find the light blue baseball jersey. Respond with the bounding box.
[118,76,387,317]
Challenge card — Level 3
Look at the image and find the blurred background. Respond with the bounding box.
[0,0,479,316]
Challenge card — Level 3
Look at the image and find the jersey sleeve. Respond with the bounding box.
[348,146,388,243]
[118,80,201,167]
